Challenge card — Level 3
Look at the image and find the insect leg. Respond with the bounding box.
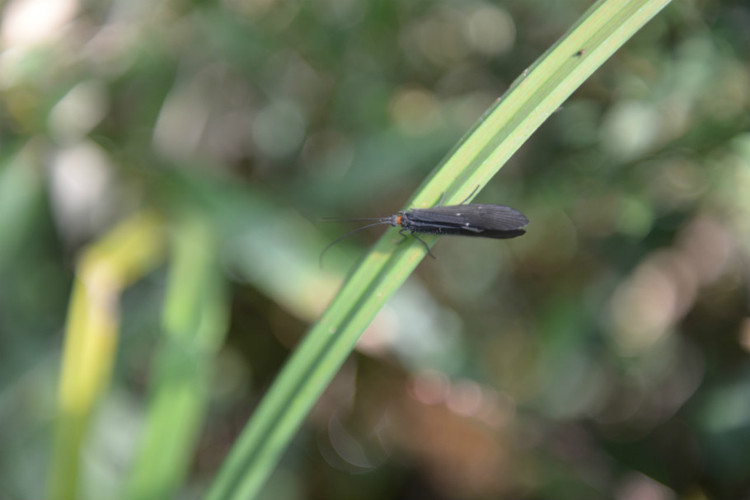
[459,185,481,205]
[410,232,437,259]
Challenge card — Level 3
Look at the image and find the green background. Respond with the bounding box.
[1,0,749,499]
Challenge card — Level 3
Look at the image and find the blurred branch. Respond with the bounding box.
[47,211,165,500]
[0,144,46,271]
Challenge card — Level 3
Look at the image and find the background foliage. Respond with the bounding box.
[1,0,749,499]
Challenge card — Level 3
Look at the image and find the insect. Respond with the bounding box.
[320,189,528,266]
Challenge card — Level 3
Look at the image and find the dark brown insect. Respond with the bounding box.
[321,190,528,265]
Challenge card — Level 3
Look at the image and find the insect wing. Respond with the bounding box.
[407,204,527,230]
[461,204,528,238]
[461,204,528,230]
[404,206,471,227]
[401,204,527,238]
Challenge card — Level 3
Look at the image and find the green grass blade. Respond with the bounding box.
[207,1,672,499]
[124,213,228,500]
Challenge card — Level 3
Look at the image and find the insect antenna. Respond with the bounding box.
[320,216,393,223]
[319,217,393,268]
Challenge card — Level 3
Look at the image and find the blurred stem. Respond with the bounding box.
[207,1,672,499]
[0,144,46,270]
[47,211,165,500]
[124,212,228,500]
